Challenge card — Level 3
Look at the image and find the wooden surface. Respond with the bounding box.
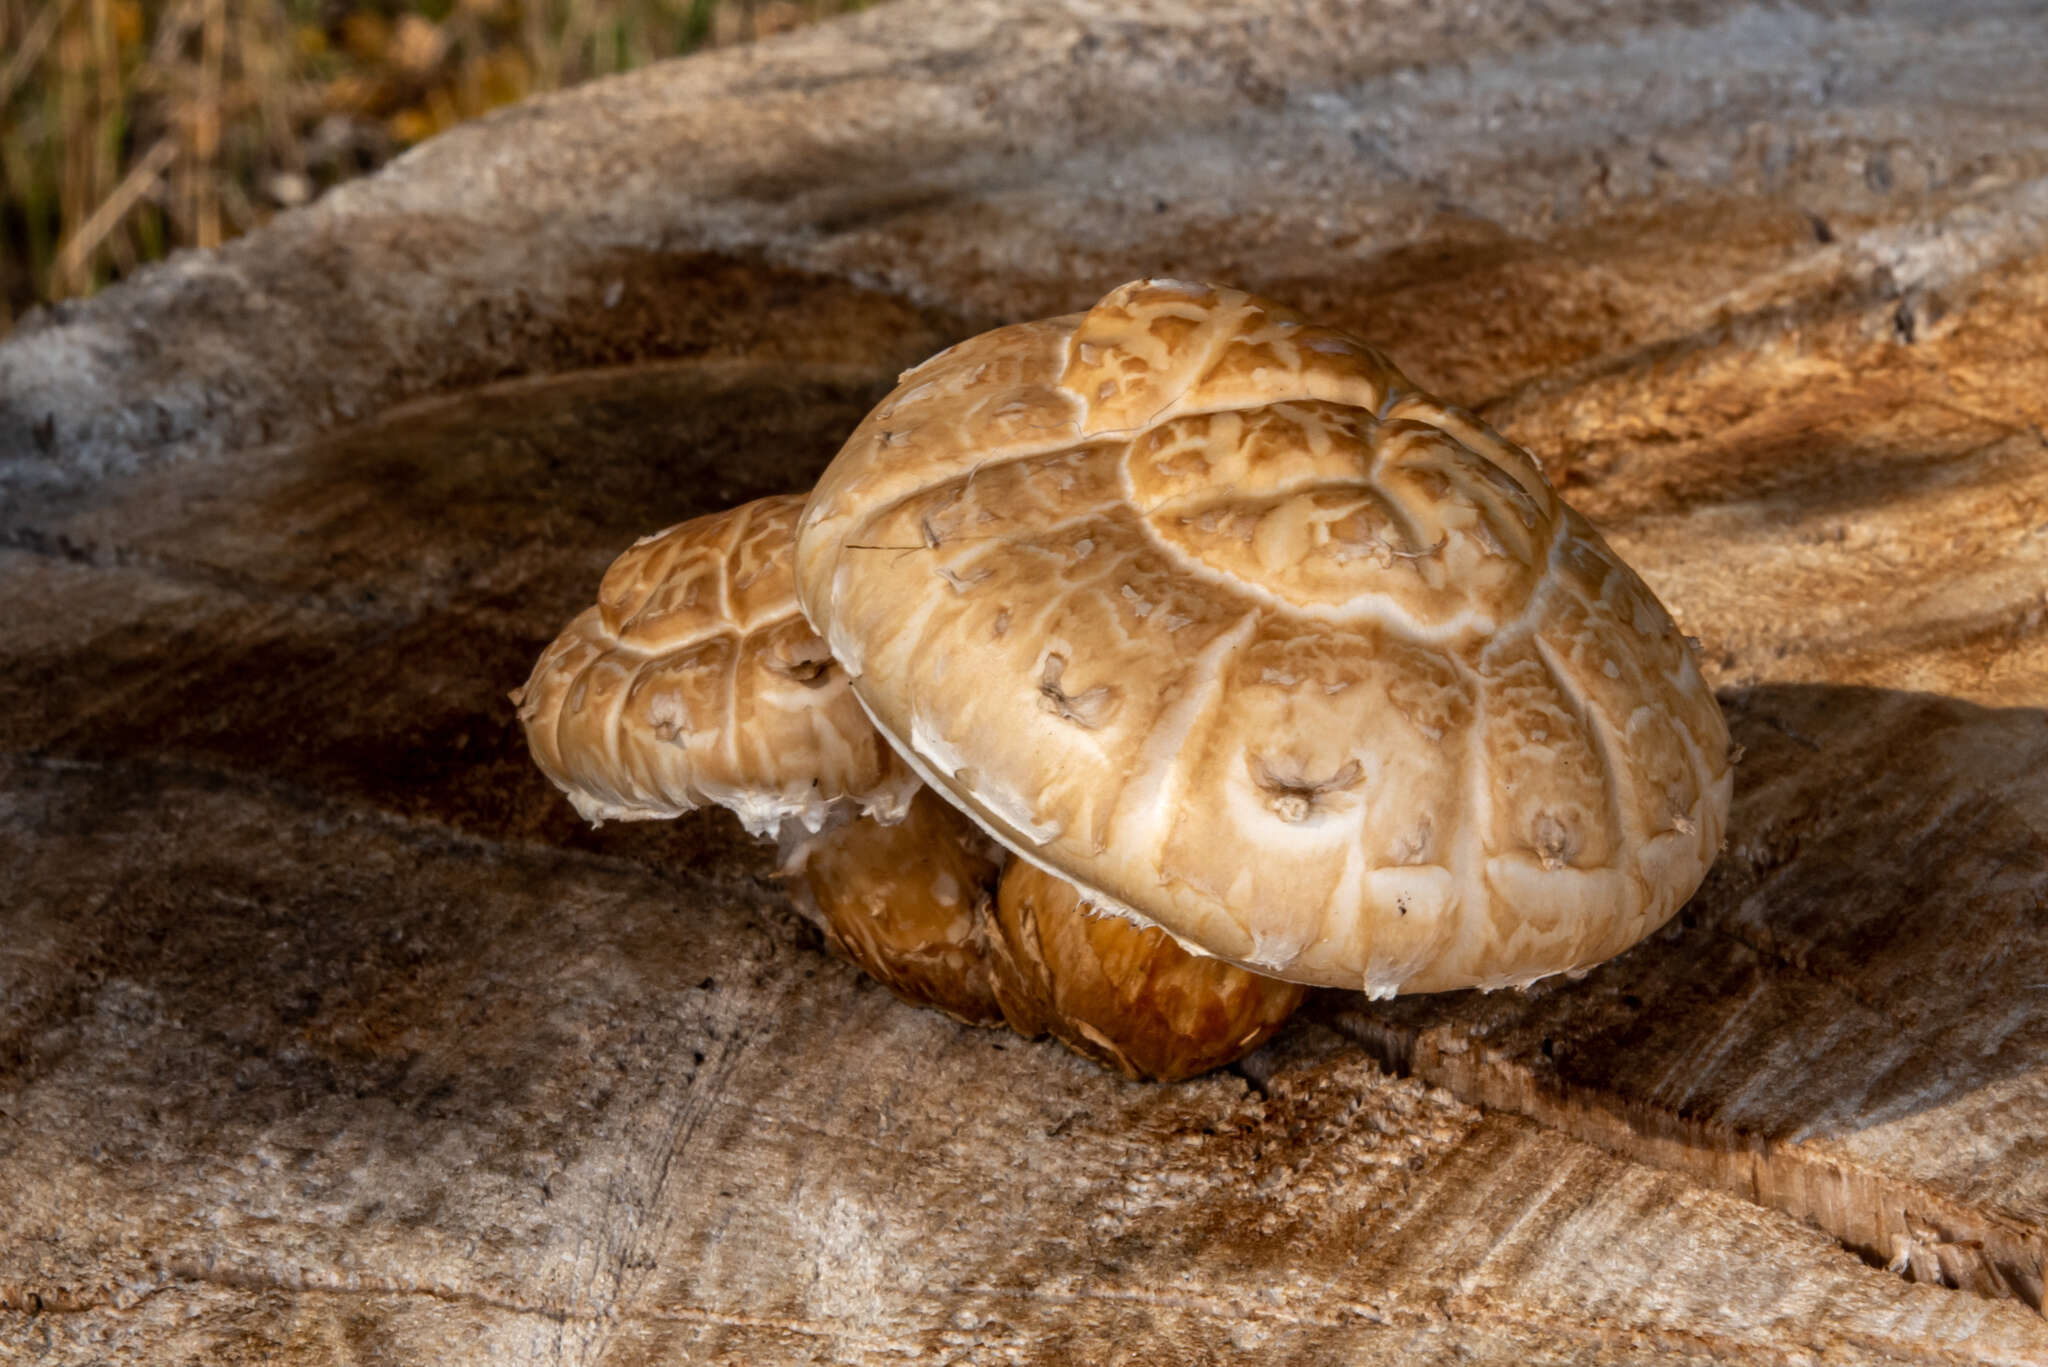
[6,0,2048,1361]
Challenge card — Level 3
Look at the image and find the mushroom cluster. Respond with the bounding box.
[514,280,1732,1081]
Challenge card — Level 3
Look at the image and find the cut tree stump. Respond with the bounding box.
[5,1,2048,1362]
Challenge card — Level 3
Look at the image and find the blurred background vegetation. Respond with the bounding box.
[0,0,872,333]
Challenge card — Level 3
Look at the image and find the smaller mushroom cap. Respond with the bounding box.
[514,493,917,838]
[795,279,1733,995]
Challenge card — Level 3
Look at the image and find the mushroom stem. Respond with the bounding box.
[783,788,1007,1029]
[786,792,1306,1080]
[984,861,1308,1083]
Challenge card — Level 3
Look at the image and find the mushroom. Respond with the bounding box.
[795,278,1732,997]
[515,493,1305,1079]
[517,277,1731,1079]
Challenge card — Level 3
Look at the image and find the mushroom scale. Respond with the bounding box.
[795,279,1733,995]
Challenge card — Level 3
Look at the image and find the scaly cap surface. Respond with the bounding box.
[515,493,916,837]
[794,280,1732,993]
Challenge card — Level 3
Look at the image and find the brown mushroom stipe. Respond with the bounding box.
[797,279,1733,995]
[789,790,1305,1080]
[988,861,1308,1082]
[783,787,1008,1029]
[517,494,1308,1080]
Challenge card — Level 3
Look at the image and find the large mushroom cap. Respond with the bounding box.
[794,279,1733,994]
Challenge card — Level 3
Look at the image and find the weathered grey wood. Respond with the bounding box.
[10,0,2048,492]
[7,0,2048,1360]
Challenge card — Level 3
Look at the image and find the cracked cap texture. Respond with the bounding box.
[794,279,1733,994]
[515,493,917,837]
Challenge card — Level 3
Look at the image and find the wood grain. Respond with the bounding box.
[5,761,2044,1363]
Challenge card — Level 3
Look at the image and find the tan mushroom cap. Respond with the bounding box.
[794,279,1733,995]
[514,493,917,837]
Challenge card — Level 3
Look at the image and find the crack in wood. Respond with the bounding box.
[1476,175,2048,432]
[1222,1056,1273,1100]
[14,1264,2005,1366]
[1334,1013,2048,1317]
[949,1276,2022,1366]
[0,748,709,891]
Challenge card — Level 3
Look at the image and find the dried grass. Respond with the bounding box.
[0,0,873,332]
